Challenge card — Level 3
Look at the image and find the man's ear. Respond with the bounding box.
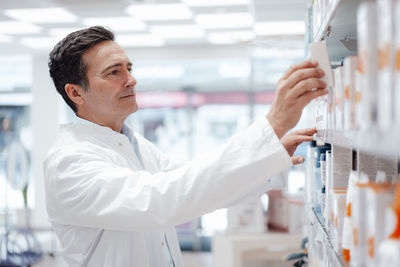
[65,83,85,106]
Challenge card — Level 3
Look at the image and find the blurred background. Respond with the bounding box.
[0,0,310,266]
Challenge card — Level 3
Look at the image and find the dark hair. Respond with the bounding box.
[48,26,114,113]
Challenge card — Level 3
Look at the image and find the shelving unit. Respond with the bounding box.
[312,0,362,65]
[316,128,400,157]
[305,0,399,266]
[305,206,347,267]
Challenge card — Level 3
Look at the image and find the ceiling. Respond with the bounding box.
[0,0,308,54]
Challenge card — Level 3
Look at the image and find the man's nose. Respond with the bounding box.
[126,71,137,88]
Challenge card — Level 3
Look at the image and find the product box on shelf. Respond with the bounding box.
[332,188,347,254]
[377,183,400,267]
[343,56,359,130]
[334,67,344,130]
[357,1,378,130]
[351,173,370,267]
[342,170,358,262]
[366,174,394,267]
[395,1,400,126]
[377,0,396,130]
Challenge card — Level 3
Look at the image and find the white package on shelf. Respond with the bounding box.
[357,1,378,131]
[332,188,347,254]
[395,1,400,126]
[377,0,396,130]
[377,183,400,267]
[310,40,333,88]
[351,173,369,267]
[343,56,359,130]
[334,67,344,130]
[342,171,358,263]
[366,176,394,267]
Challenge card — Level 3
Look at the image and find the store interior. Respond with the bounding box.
[1,0,399,266]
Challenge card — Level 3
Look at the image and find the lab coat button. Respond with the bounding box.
[267,178,271,183]
[161,241,165,246]
[118,142,122,147]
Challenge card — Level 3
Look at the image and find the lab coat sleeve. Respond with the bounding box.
[44,117,292,231]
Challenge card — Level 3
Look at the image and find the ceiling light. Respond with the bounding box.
[0,35,12,43]
[195,13,253,29]
[150,25,204,39]
[254,21,305,36]
[0,21,42,34]
[20,37,60,49]
[207,31,254,45]
[182,0,249,6]
[116,34,165,47]
[82,17,146,32]
[126,4,192,21]
[4,8,77,24]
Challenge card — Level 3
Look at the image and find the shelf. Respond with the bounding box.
[305,206,347,267]
[316,128,400,157]
[312,0,362,65]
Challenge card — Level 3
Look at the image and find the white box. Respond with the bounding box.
[366,182,393,267]
[334,67,344,130]
[310,40,334,88]
[357,2,378,130]
[343,56,359,130]
[377,0,396,130]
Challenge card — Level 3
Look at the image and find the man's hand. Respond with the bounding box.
[280,128,317,165]
[267,60,328,139]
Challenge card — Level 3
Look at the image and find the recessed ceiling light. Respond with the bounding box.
[20,37,60,49]
[126,4,192,21]
[150,25,204,39]
[182,0,249,7]
[82,17,147,32]
[4,8,77,24]
[207,31,255,44]
[0,21,42,34]
[116,34,165,47]
[254,21,305,36]
[195,13,253,29]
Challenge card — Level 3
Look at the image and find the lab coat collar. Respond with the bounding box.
[72,115,134,140]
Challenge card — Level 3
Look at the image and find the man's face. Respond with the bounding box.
[80,40,138,122]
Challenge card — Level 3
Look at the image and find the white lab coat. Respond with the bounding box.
[43,117,292,267]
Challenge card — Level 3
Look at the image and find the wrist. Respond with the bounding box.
[266,113,286,139]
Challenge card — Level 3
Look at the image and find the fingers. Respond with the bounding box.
[291,156,305,165]
[289,135,314,145]
[285,68,325,91]
[280,60,318,81]
[298,88,329,108]
[291,127,317,136]
[288,78,327,99]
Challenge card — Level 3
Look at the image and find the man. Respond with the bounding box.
[44,26,327,267]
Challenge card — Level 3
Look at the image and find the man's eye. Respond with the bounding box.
[109,70,119,75]
[128,68,133,73]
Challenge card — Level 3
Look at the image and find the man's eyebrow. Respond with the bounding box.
[101,62,133,74]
